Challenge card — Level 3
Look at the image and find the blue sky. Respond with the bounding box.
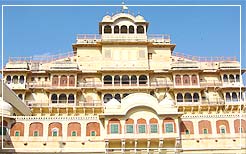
[0,0,245,71]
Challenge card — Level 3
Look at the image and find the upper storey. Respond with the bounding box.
[99,13,148,41]
[76,12,171,45]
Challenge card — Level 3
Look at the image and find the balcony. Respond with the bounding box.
[49,62,78,70]
[150,81,173,88]
[200,80,222,87]
[176,99,225,106]
[106,133,178,140]
[76,34,171,44]
[171,61,200,70]
[222,81,242,87]
[6,83,26,89]
[27,82,51,88]
[25,100,103,108]
[219,61,240,69]
[77,81,102,88]
[101,60,149,70]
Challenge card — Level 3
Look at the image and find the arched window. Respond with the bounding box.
[69,75,75,86]
[104,25,112,33]
[193,93,199,102]
[131,75,137,85]
[104,75,112,85]
[18,94,23,100]
[183,75,190,85]
[60,75,67,86]
[232,92,238,102]
[123,93,129,98]
[184,93,192,102]
[236,74,240,82]
[223,74,228,82]
[59,94,67,103]
[51,94,57,103]
[114,25,119,33]
[52,75,58,86]
[68,94,74,103]
[12,75,18,84]
[121,25,127,33]
[122,75,129,85]
[19,75,24,84]
[219,125,226,134]
[191,75,197,85]
[175,75,181,85]
[177,93,183,102]
[6,75,11,84]
[114,75,120,86]
[115,94,121,102]
[137,25,144,33]
[139,75,147,85]
[103,94,113,103]
[229,74,235,83]
[226,92,231,102]
[52,128,58,136]
[129,25,134,33]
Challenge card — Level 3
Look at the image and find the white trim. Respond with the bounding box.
[137,124,146,134]
[14,130,20,136]
[33,130,39,136]
[51,128,59,136]
[90,130,96,136]
[164,122,174,133]
[149,123,158,133]
[219,125,226,134]
[71,130,77,136]
[109,123,119,134]
[125,124,134,134]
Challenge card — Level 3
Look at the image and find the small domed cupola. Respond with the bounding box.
[159,97,175,107]
[105,98,121,109]
[99,4,149,36]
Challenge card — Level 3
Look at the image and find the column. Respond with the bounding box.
[58,75,61,86]
[193,120,199,136]
[137,75,139,86]
[189,75,192,86]
[147,75,150,86]
[211,118,217,137]
[228,118,235,135]
[24,122,30,141]
[43,122,49,141]
[62,122,68,141]
[120,119,125,135]
[175,118,180,137]
[112,75,114,86]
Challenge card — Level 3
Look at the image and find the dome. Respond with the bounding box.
[136,15,144,20]
[102,15,112,22]
[0,98,13,116]
[105,98,121,109]
[159,97,175,107]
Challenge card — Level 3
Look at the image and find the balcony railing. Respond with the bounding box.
[25,100,103,107]
[27,82,51,88]
[200,80,222,87]
[8,52,74,63]
[173,52,237,62]
[76,34,171,44]
[176,99,225,106]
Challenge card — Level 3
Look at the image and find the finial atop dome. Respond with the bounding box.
[121,1,128,13]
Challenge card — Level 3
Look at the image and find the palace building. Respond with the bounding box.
[1,6,246,154]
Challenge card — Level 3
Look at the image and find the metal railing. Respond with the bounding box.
[76,34,171,43]
[25,100,103,107]
[173,52,237,62]
[8,52,74,63]
[200,80,222,87]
